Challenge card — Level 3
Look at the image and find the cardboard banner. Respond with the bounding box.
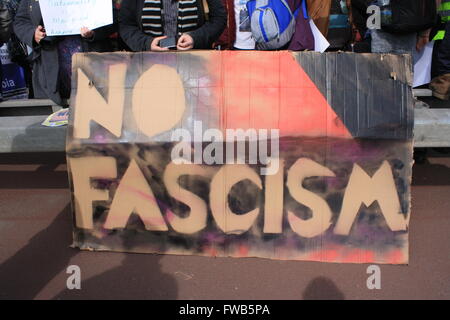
[67,51,413,264]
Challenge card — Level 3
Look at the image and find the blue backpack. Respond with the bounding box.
[246,0,301,50]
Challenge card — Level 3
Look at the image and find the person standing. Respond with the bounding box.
[119,0,227,52]
[371,0,437,56]
[13,0,117,105]
[431,0,450,100]
[2,0,35,98]
[307,0,332,37]
[0,1,12,101]
[232,0,255,49]
[0,1,11,45]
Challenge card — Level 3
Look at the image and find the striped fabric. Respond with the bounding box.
[142,0,200,38]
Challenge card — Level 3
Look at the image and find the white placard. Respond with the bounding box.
[39,0,113,36]
[310,20,330,53]
[413,41,434,88]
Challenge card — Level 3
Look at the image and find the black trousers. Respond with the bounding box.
[432,22,450,79]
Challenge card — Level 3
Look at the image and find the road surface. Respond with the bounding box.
[0,151,449,300]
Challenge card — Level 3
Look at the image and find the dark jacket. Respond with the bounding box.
[214,0,235,49]
[288,0,314,51]
[13,0,117,105]
[0,2,12,44]
[119,0,227,51]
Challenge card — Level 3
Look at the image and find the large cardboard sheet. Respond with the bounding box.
[67,51,413,264]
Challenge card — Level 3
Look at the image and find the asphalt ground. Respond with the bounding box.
[0,150,449,300]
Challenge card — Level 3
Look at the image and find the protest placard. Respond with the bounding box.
[67,51,413,264]
[39,0,113,36]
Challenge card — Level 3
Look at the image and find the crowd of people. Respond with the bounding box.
[0,0,448,105]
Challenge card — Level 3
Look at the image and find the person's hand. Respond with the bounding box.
[177,34,194,51]
[416,29,431,52]
[150,36,169,51]
[416,35,430,52]
[80,27,94,39]
[34,25,46,44]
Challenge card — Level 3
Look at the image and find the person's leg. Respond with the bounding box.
[307,0,332,37]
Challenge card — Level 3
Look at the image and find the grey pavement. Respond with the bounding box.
[0,151,449,300]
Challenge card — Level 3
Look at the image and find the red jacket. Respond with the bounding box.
[214,0,236,49]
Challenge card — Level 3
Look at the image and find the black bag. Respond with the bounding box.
[381,0,437,34]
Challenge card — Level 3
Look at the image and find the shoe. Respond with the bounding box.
[430,73,450,101]
[432,91,450,100]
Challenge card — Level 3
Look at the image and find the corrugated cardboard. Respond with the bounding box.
[67,51,413,264]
